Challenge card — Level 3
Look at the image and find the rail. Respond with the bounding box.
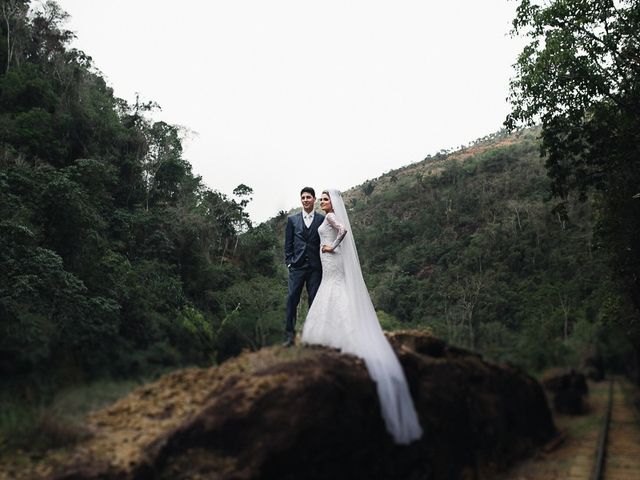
[591,377,614,480]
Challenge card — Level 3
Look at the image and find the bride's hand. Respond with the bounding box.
[321,245,334,253]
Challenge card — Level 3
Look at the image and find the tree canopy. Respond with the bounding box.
[2,0,637,401]
[505,0,640,370]
[0,1,285,394]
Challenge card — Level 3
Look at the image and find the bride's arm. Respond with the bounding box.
[322,213,348,252]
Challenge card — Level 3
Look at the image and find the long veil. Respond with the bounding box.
[326,188,423,444]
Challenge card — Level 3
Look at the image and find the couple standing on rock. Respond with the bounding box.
[282,186,423,445]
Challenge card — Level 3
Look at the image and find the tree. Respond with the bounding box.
[506,0,640,372]
[360,180,375,200]
[453,274,484,349]
[0,0,29,72]
[0,1,272,391]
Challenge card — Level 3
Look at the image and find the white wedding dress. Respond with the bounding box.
[302,189,423,445]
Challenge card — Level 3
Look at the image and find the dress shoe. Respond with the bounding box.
[282,333,295,347]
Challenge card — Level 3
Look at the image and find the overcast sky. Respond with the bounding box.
[55,0,523,223]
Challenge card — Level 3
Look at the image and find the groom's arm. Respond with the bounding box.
[284,217,294,267]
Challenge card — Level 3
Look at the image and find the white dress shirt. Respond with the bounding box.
[303,211,315,228]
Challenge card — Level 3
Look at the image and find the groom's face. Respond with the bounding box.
[300,192,315,213]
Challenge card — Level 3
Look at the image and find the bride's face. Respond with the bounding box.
[320,194,332,213]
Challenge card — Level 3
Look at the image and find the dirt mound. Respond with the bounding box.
[39,331,555,480]
[541,368,589,414]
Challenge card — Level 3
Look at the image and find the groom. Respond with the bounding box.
[283,187,325,347]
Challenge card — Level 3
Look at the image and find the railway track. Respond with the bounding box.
[496,376,640,480]
[596,378,640,479]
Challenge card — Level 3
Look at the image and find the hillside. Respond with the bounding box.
[1,0,631,388]
[1,1,635,467]
[253,128,631,373]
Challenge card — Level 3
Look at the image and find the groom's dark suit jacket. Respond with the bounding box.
[284,211,325,270]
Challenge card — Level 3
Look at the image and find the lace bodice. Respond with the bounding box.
[317,212,348,281]
[319,212,347,250]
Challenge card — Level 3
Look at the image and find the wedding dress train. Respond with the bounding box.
[301,189,423,445]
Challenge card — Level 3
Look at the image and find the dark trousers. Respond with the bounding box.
[284,265,322,335]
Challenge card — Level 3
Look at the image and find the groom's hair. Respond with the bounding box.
[300,187,316,198]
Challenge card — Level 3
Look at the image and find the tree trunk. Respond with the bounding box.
[3,3,12,73]
[559,293,570,341]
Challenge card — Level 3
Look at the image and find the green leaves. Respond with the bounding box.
[507,0,638,130]
[0,221,109,374]
[0,1,263,388]
[215,275,285,360]
[338,131,632,371]
[507,0,640,363]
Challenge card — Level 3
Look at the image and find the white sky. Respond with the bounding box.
[55,0,523,224]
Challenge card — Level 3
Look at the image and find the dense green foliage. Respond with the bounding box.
[257,129,633,373]
[1,0,636,410]
[315,131,630,372]
[505,0,640,375]
[0,1,285,396]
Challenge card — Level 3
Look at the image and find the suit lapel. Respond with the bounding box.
[296,212,305,232]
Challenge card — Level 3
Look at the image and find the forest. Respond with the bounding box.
[0,0,279,397]
[1,0,639,461]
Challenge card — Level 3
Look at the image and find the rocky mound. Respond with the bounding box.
[39,332,555,480]
[541,368,589,414]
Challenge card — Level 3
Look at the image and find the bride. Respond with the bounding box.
[301,188,423,445]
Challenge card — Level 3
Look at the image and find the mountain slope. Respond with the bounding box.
[258,128,630,372]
